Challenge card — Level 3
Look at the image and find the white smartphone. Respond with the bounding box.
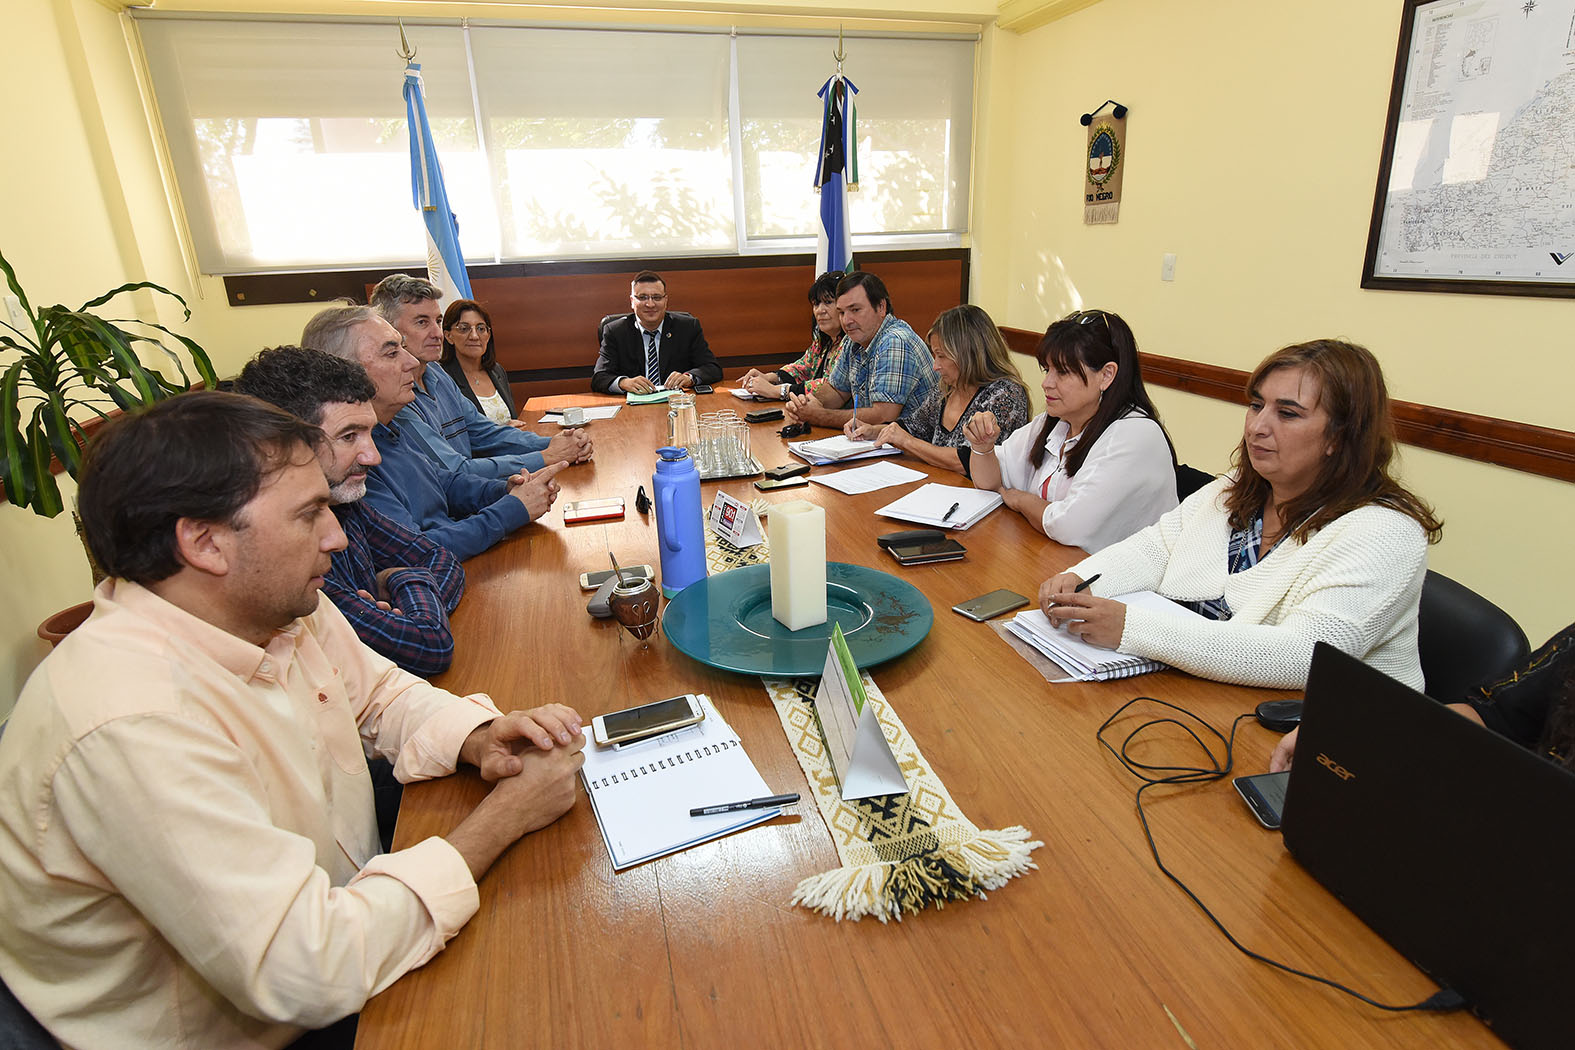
[591,694,705,746]
[563,497,625,524]
[578,564,654,590]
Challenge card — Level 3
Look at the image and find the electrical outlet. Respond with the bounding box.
[3,294,27,329]
[1161,253,1177,282]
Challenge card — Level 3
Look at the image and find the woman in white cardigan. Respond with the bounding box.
[1040,339,1443,690]
[962,309,1178,553]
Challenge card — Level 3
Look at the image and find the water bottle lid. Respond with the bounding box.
[657,446,690,462]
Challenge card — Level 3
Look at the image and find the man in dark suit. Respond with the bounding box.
[591,270,722,394]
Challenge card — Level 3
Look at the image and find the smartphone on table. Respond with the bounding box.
[887,538,967,566]
[1234,770,1291,829]
[579,564,654,590]
[755,475,809,491]
[591,694,705,746]
[563,497,626,524]
[952,589,1030,621]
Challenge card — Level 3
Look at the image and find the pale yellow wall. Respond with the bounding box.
[971,0,1573,644]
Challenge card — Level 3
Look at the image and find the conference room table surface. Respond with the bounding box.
[355,392,1499,1050]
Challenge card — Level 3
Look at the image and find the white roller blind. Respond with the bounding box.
[136,16,975,274]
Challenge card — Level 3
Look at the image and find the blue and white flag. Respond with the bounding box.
[814,74,859,275]
[403,61,472,304]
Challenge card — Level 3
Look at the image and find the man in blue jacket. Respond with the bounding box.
[370,274,592,477]
[302,303,565,561]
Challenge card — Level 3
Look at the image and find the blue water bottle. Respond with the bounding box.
[653,446,706,598]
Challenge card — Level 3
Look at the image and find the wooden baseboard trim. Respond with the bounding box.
[1000,326,1575,483]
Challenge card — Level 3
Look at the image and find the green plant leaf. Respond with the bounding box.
[25,416,64,517]
[78,280,191,321]
[0,360,34,508]
[0,251,40,340]
[42,390,83,478]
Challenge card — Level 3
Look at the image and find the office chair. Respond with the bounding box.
[1174,463,1215,502]
[1417,570,1530,700]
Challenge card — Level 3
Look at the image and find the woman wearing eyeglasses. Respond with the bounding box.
[845,304,1031,473]
[963,309,1178,553]
[1041,339,1443,690]
[440,300,522,428]
[737,271,849,401]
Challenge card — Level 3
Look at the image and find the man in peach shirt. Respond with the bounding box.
[0,392,585,1049]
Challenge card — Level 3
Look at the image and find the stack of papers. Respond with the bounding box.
[809,461,926,495]
[539,405,622,424]
[789,435,902,466]
[729,387,764,401]
[626,388,675,405]
[1003,592,1205,681]
[579,695,782,870]
[874,483,1003,530]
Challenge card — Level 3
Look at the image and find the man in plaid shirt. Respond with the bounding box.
[236,347,465,677]
[783,270,937,433]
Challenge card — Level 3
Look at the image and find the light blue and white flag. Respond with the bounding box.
[814,73,859,275]
[403,60,472,304]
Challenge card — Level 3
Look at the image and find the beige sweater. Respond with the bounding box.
[1069,478,1428,690]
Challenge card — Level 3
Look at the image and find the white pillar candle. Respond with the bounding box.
[769,499,827,630]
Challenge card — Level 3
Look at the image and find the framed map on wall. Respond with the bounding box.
[1362,0,1575,298]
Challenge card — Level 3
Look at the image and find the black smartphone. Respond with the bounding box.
[765,462,810,480]
[746,407,785,424]
[952,588,1030,621]
[887,538,967,566]
[1234,770,1291,829]
[755,476,809,491]
[692,384,714,394]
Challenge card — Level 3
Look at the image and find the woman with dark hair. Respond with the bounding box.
[440,300,521,428]
[737,271,848,401]
[846,304,1031,473]
[963,309,1177,552]
[1272,621,1575,773]
[1042,339,1444,690]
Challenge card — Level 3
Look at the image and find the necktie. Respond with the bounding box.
[645,330,660,384]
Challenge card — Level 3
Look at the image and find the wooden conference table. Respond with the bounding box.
[356,394,1497,1050]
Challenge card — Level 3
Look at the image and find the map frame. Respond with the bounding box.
[1361,0,1575,300]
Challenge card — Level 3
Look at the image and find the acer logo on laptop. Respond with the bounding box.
[1316,753,1355,780]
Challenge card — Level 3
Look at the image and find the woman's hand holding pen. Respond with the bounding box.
[1039,573,1125,649]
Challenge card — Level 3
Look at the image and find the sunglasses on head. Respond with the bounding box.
[1065,309,1111,333]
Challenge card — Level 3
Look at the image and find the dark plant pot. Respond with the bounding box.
[38,601,94,647]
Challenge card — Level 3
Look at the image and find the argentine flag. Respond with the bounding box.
[814,74,859,275]
[403,61,472,304]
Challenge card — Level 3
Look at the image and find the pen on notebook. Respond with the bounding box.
[1074,573,1101,593]
[689,793,800,817]
[852,392,859,432]
[941,501,961,523]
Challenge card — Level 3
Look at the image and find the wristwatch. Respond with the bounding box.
[779,383,789,399]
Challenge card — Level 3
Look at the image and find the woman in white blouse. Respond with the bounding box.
[1040,339,1444,690]
[440,299,525,428]
[963,309,1178,553]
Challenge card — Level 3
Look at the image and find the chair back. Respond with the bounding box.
[1175,463,1214,502]
[0,971,59,1049]
[1417,570,1530,699]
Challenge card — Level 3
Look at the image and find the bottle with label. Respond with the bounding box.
[652,446,706,598]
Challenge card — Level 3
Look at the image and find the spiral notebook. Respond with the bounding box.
[1004,592,1205,681]
[579,695,782,870]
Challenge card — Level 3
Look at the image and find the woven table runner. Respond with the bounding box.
[761,675,1042,922]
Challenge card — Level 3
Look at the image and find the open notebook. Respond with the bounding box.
[579,695,782,870]
[875,483,1003,531]
[1005,592,1205,681]
[789,435,901,465]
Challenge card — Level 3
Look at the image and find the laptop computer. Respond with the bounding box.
[1282,642,1575,1050]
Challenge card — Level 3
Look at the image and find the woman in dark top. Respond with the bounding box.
[1271,621,1575,771]
[440,299,521,427]
[738,271,848,401]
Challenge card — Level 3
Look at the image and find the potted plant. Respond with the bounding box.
[0,248,217,641]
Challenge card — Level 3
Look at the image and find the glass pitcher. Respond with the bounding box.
[667,391,698,453]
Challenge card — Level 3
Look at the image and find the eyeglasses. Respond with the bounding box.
[449,323,489,336]
[633,293,668,304]
[1066,309,1111,334]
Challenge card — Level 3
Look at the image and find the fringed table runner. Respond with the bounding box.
[760,675,1041,921]
[701,505,1041,919]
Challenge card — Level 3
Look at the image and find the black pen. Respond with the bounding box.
[1074,573,1102,593]
[941,502,961,523]
[689,793,800,816]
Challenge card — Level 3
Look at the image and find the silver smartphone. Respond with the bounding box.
[952,589,1030,622]
[591,694,705,746]
[1233,770,1290,830]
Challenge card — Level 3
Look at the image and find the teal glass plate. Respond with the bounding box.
[662,562,933,675]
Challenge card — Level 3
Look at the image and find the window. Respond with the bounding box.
[136,16,976,274]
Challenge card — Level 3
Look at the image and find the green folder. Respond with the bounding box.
[626,388,676,405]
